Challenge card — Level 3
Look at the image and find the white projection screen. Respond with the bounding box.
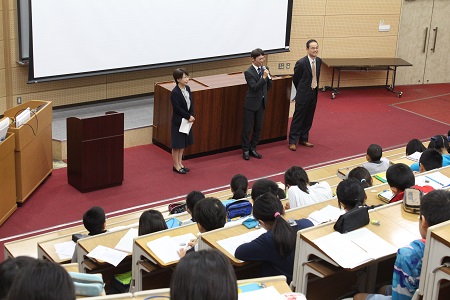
[28,0,293,83]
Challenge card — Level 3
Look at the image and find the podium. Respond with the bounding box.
[0,132,17,225]
[153,73,292,157]
[67,112,124,192]
[4,100,53,203]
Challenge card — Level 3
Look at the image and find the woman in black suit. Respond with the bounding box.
[171,68,195,174]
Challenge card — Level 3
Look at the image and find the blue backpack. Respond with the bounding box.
[225,200,252,220]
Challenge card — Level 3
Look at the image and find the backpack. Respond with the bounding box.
[225,200,252,220]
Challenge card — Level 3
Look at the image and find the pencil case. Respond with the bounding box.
[69,272,104,296]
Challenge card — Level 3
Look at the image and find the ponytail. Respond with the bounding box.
[232,188,247,200]
[253,193,296,257]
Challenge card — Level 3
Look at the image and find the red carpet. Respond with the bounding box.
[1,83,450,256]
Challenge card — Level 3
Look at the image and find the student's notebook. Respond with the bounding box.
[312,228,397,269]
[373,172,387,183]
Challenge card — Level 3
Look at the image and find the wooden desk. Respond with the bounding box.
[421,220,450,300]
[131,223,199,291]
[292,201,420,295]
[133,275,292,299]
[322,58,412,99]
[153,74,292,158]
[0,132,17,225]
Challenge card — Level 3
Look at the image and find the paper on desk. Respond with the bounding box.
[54,241,76,260]
[313,228,397,269]
[424,172,450,188]
[406,151,422,162]
[217,228,266,260]
[238,285,283,300]
[179,118,192,134]
[87,245,128,267]
[147,233,197,264]
[114,228,139,253]
[308,205,344,225]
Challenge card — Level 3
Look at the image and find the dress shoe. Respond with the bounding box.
[243,151,250,160]
[249,150,262,159]
[289,144,297,151]
[299,141,314,148]
[181,166,190,172]
[173,166,187,174]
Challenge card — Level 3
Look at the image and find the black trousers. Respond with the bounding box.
[288,91,317,144]
[241,105,265,152]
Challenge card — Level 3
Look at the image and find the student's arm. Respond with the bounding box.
[235,233,270,261]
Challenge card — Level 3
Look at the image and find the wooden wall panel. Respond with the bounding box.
[324,15,399,37]
[294,0,326,15]
[0,97,6,113]
[325,0,402,15]
[0,70,6,98]
[292,16,325,39]
[0,40,4,70]
[321,36,397,58]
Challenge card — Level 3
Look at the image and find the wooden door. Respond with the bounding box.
[395,0,433,85]
[423,0,450,84]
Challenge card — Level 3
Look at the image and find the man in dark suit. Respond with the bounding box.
[241,48,272,160]
[288,39,321,151]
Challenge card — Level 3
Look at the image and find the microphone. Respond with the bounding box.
[262,66,271,79]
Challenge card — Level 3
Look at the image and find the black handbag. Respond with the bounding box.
[333,206,370,233]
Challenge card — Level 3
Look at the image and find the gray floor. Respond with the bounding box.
[52,95,154,141]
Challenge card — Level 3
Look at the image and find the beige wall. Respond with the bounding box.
[1,0,403,114]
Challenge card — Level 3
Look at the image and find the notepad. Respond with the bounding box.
[377,190,394,203]
[179,118,192,134]
[308,205,344,225]
[406,151,422,162]
[217,228,266,260]
[238,285,283,300]
[114,228,138,253]
[147,233,197,264]
[312,228,397,269]
[373,172,387,183]
[54,241,76,260]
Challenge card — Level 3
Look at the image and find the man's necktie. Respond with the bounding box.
[311,60,317,89]
[257,67,262,78]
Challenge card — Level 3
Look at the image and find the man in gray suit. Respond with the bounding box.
[289,39,321,151]
[241,48,272,160]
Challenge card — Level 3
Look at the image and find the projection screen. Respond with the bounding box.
[28,0,292,83]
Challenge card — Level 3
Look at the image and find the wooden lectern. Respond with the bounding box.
[67,112,124,192]
[4,100,53,204]
[153,73,292,157]
[0,132,17,225]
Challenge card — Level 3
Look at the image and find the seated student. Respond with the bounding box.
[405,138,426,156]
[284,166,333,209]
[178,197,227,257]
[229,174,249,200]
[354,189,450,300]
[183,190,205,224]
[362,144,390,175]
[418,148,443,172]
[348,166,373,189]
[7,259,75,300]
[386,163,416,203]
[250,178,283,201]
[336,179,366,212]
[138,209,168,236]
[170,249,238,300]
[386,163,434,203]
[235,192,313,283]
[411,135,450,172]
[0,256,35,300]
[72,206,107,263]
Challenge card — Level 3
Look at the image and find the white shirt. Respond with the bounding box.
[288,181,333,209]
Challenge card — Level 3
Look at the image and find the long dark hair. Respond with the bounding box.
[138,209,168,236]
[230,174,248,199]
[284,166,310,194]
[253,193,296,257]
[170,250,237,300]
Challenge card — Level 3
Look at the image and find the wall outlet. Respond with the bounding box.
[278,63,284,69]
[17,97,22,104]
[286,63,290,69]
